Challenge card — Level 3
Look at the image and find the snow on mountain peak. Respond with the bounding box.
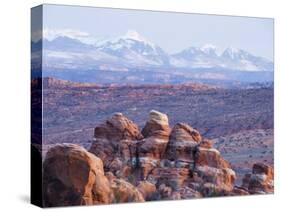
[124,30,146,41]
[222,47,245,59]
[225,47,240,53]
[200,44,218,55]
[41,33,273,72]
[201,44,217,51]
[121,30,156,47]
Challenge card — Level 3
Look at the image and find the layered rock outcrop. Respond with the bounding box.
[241,163,274,194]
[94,112,143,141]
[160,121,235,197]
[42,110,273,207]
[88,111,237,199]
[165,123,200,163]
[137,110,171,179]
[141,110,170,139]
[88,113,142,178]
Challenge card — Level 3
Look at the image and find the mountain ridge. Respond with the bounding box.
[31,30,274,84]
[32,30,273,72]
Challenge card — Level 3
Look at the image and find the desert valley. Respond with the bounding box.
[31,76,273,206]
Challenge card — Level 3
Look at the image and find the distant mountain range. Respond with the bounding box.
[31,30,274,85]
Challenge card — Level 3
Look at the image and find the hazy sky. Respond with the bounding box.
[41,4,274,60]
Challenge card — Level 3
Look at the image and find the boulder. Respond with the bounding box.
[165,123,201,162]
[43,144,113,207]
[141,110,170,139]
[137,181,157,200]
[94,112,143,141]
[169,123,201,142]
[138,137,169,160]
[195,166,236,192]
[109,178,145,203]
[248,174,273,194]
[195,147,230,169]
[89,113,142,175]
[241,163,274,194]
[253,163,274,179]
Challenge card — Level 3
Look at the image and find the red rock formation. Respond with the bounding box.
[43,144,113,207]
[150,119,235,197]
[108,177,145,203]
[199,139,213,149]
[157,183,201,200]
[141,110,170,139]
[165,123,201,163]
[42,110,273,207]
[149,167,190,189]
[89,113,142,176]
[241,163,274,194]
[138,110,170,179]
[169,123,202,142]
[253,163,274,179]
[194,166,236,194]
[94,112,143,141]
[137,181,157,200]
[195,147,230,169]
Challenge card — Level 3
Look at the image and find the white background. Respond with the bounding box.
[0,0,279,211]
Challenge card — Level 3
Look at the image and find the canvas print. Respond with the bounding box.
[31,4,274,208]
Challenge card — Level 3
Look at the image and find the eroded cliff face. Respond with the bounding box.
[42,110,274,207]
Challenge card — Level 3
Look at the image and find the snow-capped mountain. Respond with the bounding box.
[220,47,273,71]
[170,45,221,69]
[32,30,273,78]
[171,45,273,72]
[44,36,95,52]
[39,30,170,70]
[95,30,170,66]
